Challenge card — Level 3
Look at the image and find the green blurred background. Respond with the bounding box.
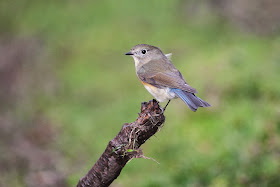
[1,0,280,186]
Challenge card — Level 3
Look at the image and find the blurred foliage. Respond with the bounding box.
[1,0,280,186]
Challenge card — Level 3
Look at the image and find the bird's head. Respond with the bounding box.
[125,44,165,67]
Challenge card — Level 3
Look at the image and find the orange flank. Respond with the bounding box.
[140,80,157,91]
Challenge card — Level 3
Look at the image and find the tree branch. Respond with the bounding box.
[77,99,165,187]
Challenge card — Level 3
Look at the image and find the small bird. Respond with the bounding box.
[125,44,210,112]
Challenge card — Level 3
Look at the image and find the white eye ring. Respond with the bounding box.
[141,50,147,54]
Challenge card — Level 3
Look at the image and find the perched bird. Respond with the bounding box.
[125,44,210,112]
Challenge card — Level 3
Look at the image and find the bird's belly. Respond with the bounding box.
[141,81,176,102]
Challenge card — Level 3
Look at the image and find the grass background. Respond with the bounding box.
[1,0,280,186]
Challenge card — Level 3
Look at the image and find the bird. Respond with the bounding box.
[125,44,210,112]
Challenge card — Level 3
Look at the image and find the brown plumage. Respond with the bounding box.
[126,44,210,111]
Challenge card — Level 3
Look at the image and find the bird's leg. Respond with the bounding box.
[163,100,171,111]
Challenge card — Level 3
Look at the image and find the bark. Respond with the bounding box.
[77,99,165,187]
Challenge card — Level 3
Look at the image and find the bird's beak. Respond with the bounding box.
[125,52,133,55]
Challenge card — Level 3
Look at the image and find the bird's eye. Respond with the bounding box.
[141,50,146,54]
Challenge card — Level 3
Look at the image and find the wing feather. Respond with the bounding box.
[137,59,197,93]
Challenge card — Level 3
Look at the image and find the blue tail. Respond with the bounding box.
[170,88,211,112]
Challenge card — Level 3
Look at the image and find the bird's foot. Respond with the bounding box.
[161,100,171,113]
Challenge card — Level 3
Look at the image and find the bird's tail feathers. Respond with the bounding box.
[171,88,210,112]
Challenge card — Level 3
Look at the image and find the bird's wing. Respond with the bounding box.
[165,53,172,60]
[137,60,197,93]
